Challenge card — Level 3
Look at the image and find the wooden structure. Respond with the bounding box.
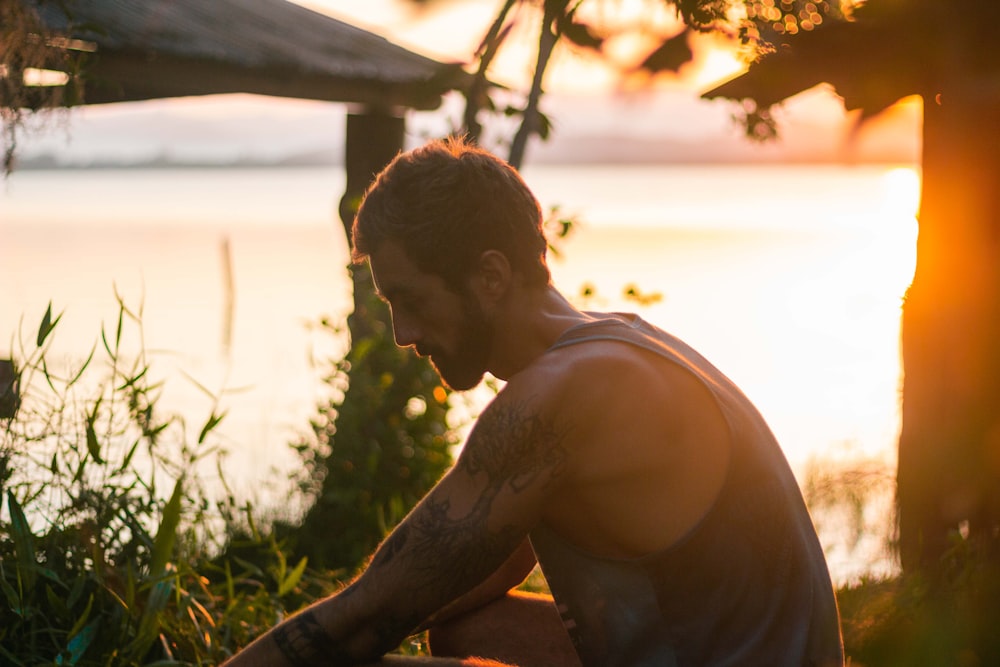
[27,0,470,227]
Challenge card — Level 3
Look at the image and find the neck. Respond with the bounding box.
[487,285,592,381]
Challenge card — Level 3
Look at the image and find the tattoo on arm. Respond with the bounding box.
[267,401,564,666]
[367,398,568,621]
[460,401,569,492]
[272,609,352,667]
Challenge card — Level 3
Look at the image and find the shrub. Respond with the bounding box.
[291,292,457,572]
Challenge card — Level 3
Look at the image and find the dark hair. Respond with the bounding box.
[351,136,550,290]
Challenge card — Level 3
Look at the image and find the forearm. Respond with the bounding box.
[417,537,536,631]
[221,607,348,667]
[223,585,389,667]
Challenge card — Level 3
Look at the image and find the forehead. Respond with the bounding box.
[368,240,447,301]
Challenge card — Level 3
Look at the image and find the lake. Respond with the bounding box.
[0,162,918,581]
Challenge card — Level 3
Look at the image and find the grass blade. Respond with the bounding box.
[150,478,184,577]
[7,491,38,590]
[278,556,308,597]
[197,410,226,444]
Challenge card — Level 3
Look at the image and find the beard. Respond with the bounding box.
[420,291,493,391]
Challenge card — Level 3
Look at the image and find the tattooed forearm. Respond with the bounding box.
[272,609,353,667]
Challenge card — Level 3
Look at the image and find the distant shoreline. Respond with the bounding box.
[11,153,917,171]
[11,128,918,171]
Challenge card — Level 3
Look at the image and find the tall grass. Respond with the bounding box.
[803,454,1000,665]
[0,299,340,665]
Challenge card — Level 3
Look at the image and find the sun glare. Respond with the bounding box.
[690,47,747,90]
[881,166,921,220]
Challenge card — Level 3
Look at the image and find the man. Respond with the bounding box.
[224,137,844,666]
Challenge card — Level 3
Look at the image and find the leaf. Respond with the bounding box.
[197,410,227,444]
[66,344,96,388]
[46,584,69,617]
[6,492,37,590]
[224,560,235,601]
[85,397,103,464]
[85,421,102,464]
[231,556,264,579]
[118,438,141,473]
[56,618,99,666]
[36,302,62,347]
[128,579,173,660]
[67,593,95,638]
[150,478,184,577]
[639,30,694,73]
[559,19,603,50]
[115,304,124,350]
[278,557,308,597]
[0,577,22,616]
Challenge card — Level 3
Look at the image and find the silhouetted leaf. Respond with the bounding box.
[639,30,693,73]
[560,19,603,50]
[198,410,227,444]
[85,397,103,464]
[7,491,37,590]
[36,302,61,347]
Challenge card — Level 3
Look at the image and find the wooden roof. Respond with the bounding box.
[30,0,470,109]
[702,3,935,119]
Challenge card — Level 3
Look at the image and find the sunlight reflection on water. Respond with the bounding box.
[1,163,918,581]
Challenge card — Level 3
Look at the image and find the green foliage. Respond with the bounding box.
[806,452,1000,665]
[0,300,341,665]
[291,292,457,572]
[839,540,1000,666]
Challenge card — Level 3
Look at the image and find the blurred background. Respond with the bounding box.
[2,0,922,584]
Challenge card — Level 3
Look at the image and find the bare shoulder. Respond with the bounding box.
[502,337,680,421]
[493,333,732,556]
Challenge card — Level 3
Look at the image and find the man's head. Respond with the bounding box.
[351,136,551,292]
[351,137,552,390]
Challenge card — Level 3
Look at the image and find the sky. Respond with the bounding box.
[11,0,920,166]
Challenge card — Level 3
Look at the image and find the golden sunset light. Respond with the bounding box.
[0,0,952,644]
[20,3,1000,663]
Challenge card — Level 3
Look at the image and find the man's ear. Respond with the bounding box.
[474,250,513,302]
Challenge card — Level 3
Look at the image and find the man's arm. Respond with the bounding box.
[223,389,569,666]
[416,537,537,632]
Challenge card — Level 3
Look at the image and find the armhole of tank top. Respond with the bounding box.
[544,324,740,561]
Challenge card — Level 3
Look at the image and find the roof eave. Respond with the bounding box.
[76,50,467,109]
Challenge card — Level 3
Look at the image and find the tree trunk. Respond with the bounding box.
[897,86,1000,571]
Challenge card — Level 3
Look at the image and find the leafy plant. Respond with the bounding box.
[291,292,457,572]
[0,299,341,665]
[838,539,1000,666]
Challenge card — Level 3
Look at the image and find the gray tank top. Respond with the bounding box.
[528,314,843,667]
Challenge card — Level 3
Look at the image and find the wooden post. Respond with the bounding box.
[338,109,405,340]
